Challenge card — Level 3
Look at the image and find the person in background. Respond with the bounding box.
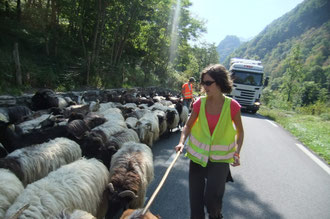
[182,77,196,111]
[175,64,244,219]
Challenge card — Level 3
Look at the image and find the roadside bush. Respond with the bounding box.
[300,81,320,106]
[296,100,330,115]
[261,87,275,105]
[320,113,330,121]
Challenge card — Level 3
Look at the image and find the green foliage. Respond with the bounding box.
[320,112,330,121]
[300,81,320,105]
[281,45,303,102]
[296,100,330,115]
[260,87,275,106]
[0,0,219,94]
[259,106,330,164]
[223,0,329,113]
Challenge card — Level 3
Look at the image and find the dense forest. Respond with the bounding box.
[1,0,329,116]
[0,0,219,94]
[225,0,329,113]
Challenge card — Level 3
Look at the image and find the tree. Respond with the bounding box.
[282,45,303,102]
[300,81,321,106]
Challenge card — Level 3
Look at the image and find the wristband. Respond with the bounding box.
[234,152,240,158]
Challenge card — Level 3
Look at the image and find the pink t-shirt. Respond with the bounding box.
[192,97,241,135]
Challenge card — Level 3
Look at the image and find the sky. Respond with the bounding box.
[188,0,305,45]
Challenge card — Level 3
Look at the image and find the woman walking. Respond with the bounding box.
[175,64,244,219]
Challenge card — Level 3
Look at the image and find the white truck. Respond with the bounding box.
[228,58,267,113]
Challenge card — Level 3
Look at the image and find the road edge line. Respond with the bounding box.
[295,143,330,175]
[267,120,278,127]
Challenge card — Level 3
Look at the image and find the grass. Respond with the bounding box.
[258,106,330,165]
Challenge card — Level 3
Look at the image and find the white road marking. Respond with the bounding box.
[295,143,330,175]
[267,120,278,127]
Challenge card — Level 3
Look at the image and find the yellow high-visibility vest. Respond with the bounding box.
[186,96,237,167]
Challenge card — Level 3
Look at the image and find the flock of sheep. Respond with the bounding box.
[0,88,189,219]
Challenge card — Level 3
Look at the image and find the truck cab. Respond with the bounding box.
[228,58,265,114]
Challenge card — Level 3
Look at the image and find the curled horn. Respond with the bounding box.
[108,183,115,193]
[118,190,138,199]
[10,203,30,219]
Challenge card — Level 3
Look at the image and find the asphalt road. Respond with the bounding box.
[145,113,330,219]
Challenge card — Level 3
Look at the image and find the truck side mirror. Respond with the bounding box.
[264,77,269,87]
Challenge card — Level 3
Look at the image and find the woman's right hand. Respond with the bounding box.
[175,143,185,153]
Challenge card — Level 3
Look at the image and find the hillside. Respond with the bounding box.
[224,0,330,83]
[216,35,241,64]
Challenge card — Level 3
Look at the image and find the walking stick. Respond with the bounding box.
[141,151,181,216]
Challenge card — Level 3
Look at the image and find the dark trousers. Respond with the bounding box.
[183,98,192,110]
[189,161,229,219]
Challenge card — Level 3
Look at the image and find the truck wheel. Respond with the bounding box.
[251,110,257,114]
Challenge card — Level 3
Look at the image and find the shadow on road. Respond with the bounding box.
[146,131,283,219]
[224,176,283,219]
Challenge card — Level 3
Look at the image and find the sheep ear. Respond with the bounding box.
[108,183,115,193]
[118,190,138,199]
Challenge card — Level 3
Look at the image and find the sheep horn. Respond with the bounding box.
[118,190,138,199]
[9,203,30,219]
[108,183,115,193]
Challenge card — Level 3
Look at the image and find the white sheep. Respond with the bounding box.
[5,158,110,219]
[54,209,96,219]
[152,109,167,137]
[149,102,166,112]
[152,96,165,103]
[160,99,173,107]
[108,128,140,149]
[136,112,160,147]
[107,142,154,218]
[0,169,24,218]
[98,102,122,113]
[125,117,139,130]
[17,114,51,134]
[127,109,151,120]
[1,137,82,187]
[150,103,179,131]
[94,107,127,139]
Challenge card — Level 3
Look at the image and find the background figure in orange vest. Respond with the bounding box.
[182,77,196,111]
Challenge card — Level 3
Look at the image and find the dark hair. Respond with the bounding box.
[200,64,233,94]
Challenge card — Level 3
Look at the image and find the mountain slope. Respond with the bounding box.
[224,0,330,80]
[216,35,241,64]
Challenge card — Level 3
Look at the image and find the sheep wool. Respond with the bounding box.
[109,142,154,209]
[0,169,24,218]
[54,209,96,219]
[5,158,110,219]
[7,137,82,186]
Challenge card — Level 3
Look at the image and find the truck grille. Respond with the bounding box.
[229,88,256,107]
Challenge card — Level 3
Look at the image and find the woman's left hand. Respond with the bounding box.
[231,154,240,167]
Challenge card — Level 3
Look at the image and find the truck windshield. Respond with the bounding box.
[231,70,263,86]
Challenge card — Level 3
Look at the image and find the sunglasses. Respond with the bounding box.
[201,80,216,86]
